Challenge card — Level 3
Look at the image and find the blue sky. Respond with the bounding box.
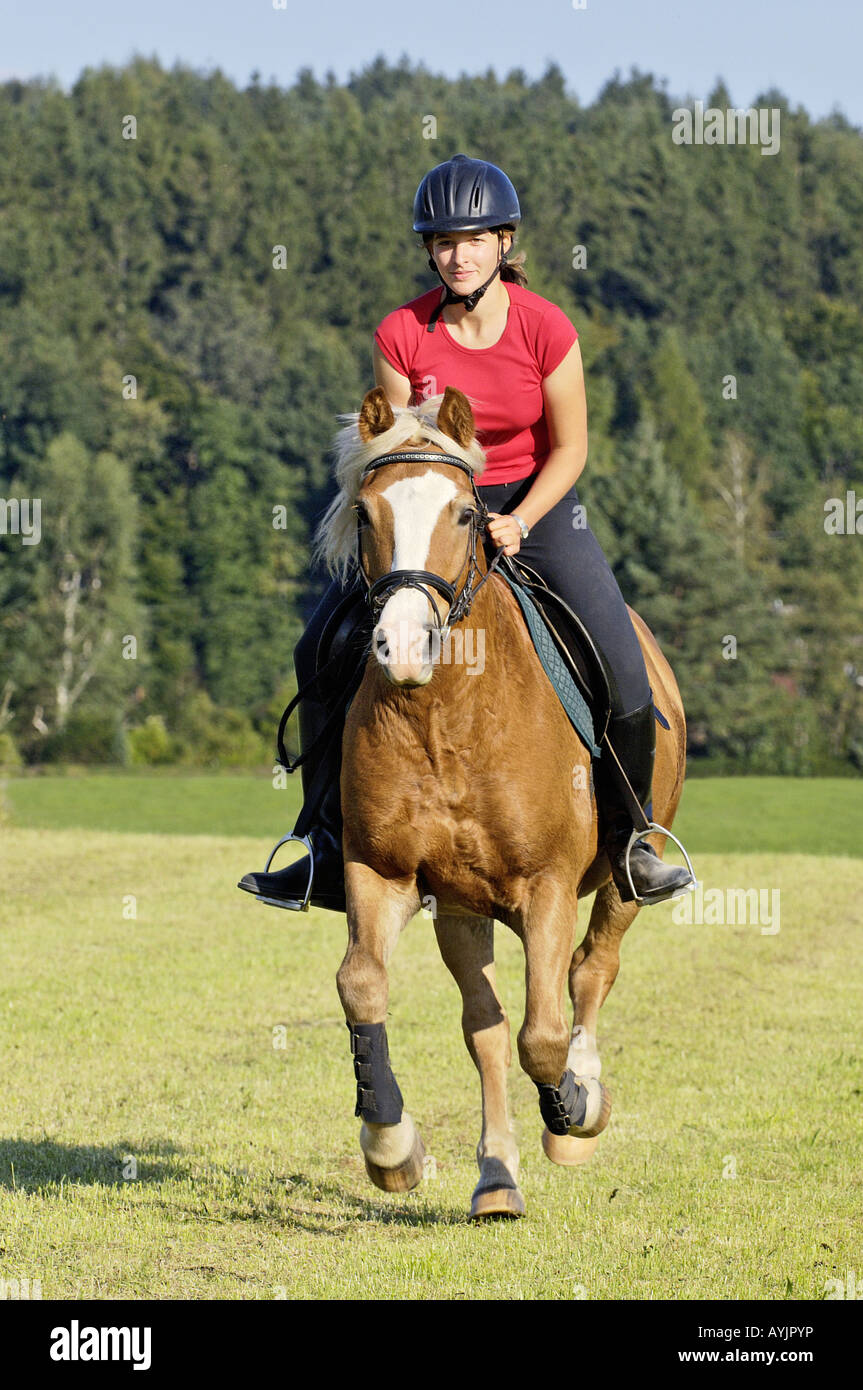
[2,0,860,126]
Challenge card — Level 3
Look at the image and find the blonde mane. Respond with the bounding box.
[312,393,488,583]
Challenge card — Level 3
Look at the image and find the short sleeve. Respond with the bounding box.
[536,302,578,379]
[374,308,413,379]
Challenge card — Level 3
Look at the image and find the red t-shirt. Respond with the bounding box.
[374,282,578,486]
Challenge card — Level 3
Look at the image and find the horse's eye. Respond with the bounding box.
[354,503,369,525]
[459,508,476,526]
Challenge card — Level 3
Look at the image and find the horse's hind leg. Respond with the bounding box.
[543,881,639,1166]
[434,913,525,1220]
[337,859,425,1193]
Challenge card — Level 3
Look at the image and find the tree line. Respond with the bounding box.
[0,56,861,773]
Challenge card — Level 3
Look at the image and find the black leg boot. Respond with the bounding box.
[237,691,347,912]
[598,698,695,906]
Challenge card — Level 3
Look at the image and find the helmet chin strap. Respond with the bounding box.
[425,231,507,333]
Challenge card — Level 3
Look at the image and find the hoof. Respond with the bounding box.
[470,1185,526,1220]
[363,1130,426,1193]
[542,1128,600,1166]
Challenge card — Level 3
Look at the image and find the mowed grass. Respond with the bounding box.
[1,769,305,839]
[1,770,862,857]
[1,791,862,1298]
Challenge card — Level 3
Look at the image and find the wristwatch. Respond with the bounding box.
[510,512,530,540]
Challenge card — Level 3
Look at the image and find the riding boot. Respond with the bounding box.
[237,690,348,913]
[597,697,695,906]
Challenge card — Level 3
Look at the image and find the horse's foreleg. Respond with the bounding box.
[518,876,610,1147]
[544,880,638,1165]
[434,913,524,1220]
[337,858,425,1193]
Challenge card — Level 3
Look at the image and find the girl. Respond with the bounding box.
[240,154,694,910]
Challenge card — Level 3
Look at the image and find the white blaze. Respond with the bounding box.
[376,471,458,680]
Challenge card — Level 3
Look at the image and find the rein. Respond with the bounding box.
[355,449,506,635]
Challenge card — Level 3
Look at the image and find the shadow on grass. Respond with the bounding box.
[277,1172,468,1230]
[0,1138,184,1191]
[0,1144,469,1226]
[141,1169,470,1231]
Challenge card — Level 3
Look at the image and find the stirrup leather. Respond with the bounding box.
[623,821,697,906]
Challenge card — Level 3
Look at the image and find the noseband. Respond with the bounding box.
[355,450,504,634]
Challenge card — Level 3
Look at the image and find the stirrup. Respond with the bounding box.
[624,822,696,906]
[255,832,316,912]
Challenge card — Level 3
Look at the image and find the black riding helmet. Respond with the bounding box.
[413,154,522,331]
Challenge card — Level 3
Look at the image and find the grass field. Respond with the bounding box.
[2,770,862,856]
[0,775,861,1300]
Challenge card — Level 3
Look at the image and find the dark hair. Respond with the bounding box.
[423,227,529,288]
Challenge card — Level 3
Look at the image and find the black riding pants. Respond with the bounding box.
[295,479,650,718]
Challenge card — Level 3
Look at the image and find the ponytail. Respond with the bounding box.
[500,251,528,288]
[496,226,528,287]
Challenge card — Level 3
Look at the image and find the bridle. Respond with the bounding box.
[354,449,506,636]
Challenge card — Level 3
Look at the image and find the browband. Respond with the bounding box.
[360,450,478,482]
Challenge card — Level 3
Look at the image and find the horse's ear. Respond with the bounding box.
[437,387,475,448]
[358,387,396,441]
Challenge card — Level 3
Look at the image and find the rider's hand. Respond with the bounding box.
[485,512,522,556]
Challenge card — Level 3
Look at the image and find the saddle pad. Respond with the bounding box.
[497,571,601,758]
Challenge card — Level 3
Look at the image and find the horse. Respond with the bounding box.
[313,384,688,1219]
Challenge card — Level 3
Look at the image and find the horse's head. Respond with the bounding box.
[340,386,489,686]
